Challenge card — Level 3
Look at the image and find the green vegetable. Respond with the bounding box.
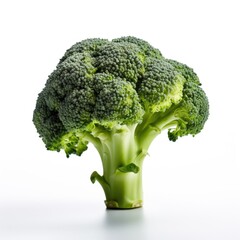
[33,36,209,209]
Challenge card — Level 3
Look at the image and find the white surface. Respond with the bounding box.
[0,196,239,240]
[0,0,240,239]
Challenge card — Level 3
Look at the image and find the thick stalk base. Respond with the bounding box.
[91,169,144,209]
[105,200,143,209]
[103,171,143,209]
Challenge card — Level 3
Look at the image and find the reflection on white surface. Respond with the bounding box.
[0,197,240,240]
[103,208,146,240]
[0,202,146,240]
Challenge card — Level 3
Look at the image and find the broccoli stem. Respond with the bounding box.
[88,105,182,209]
[89,107,180,209]
[90,124,146,209]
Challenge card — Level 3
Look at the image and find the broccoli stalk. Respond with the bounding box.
[77,103,188,209]
[89,125,145,208]
[33,36,209,209]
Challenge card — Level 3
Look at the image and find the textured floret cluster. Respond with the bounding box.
[33,36,209,156]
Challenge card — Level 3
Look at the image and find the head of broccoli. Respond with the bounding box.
[33,36,209,209]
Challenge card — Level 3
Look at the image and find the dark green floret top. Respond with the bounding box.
[33,36,209,155]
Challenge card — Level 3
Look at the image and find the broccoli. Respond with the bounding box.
[33,36,209,209]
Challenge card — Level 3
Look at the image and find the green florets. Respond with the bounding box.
[112,36,162,59]
[44,52,96,111]
[138,58,185,112]
[59,38,109,63]
[93,74,144,126]
[33,91,66,151]
[165,59,200,85]
[168,81,209,141]
[59,87,96,130]
[33,36,209,156]
[94,42,145,86]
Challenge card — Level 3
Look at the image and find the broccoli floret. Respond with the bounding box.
[112,36,162,59]
[33,36,209,209]
[138,58,185,112]
[94,42,145,86]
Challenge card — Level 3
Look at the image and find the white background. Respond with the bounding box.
[0,0,239,239]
